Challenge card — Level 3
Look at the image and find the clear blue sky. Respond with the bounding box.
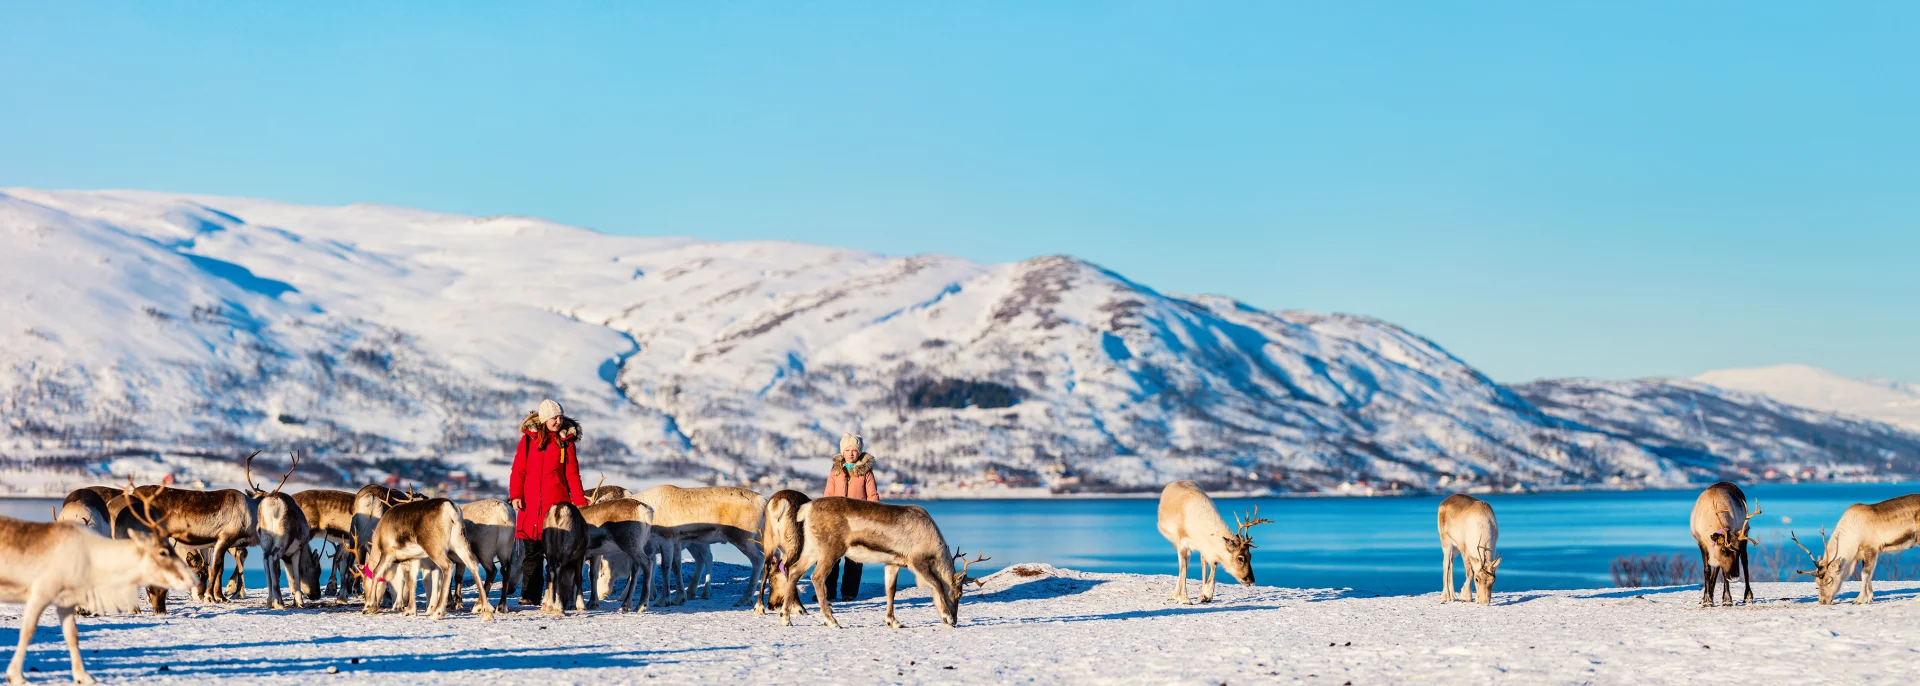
[3,3,1915,383]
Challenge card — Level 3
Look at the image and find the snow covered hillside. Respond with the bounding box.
[5,188,1920,494]
[1,563,1914,685]
[1695,364,1920,433]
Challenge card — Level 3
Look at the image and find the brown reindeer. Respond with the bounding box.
[291,488,358,598]
[360,498,495,621]
[756,489,811,616]
[783,497,984,629]
[3,489,197,685]
[347,483,425,598]
[580,498,655,612]
[1791,494,1920,604]
[121,478,256,603]
[636,485,767,607]
[1689,482,1761,607]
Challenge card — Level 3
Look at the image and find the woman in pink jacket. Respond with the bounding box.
[509,399,588,605]
[824,432,880,601]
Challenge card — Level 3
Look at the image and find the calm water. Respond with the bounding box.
[10,482,1916,593]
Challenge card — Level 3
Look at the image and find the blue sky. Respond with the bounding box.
[3,3,1915,382]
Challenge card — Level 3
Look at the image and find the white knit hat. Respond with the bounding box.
[537,399,564,423]
[839,433,863,453]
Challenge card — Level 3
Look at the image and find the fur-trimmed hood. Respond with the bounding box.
[831,452,875,477]
[520,411,581,441]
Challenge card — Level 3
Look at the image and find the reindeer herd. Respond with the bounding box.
[6,463,1920,685]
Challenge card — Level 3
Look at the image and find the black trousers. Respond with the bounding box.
[519,541,546,604]
[824,559,863,600]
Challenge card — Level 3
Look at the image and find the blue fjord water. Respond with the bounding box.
[9,482,1915,594]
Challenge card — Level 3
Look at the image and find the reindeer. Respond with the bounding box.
[1157,481,1268,604]
[3,490,197,685]
[359,498,495,621]
[348,483,424,599]
[1438,493,1502,605]
[1791,494,1920,605]
[540,502,590,617]
[755,489,811,615]
[57,488,113,538]
[291,488,358,599]
[242,452,315,610]
[584,474,629,504]
[782,497,986,628]
[1689,482,1761,607]
[580,498,655,612]
[636,485,767,607]
[121,479,256,603]
[447,499,520,613]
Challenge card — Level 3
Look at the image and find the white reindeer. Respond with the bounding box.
[2,494,197,685]
[1438,494,1501,605]
[1792,494,1920,604]
[1156,481,1269,604]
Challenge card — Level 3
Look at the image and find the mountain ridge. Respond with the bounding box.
[4,188,1918,495]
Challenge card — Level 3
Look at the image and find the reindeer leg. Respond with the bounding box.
[813,557,840,629]
[1857,555,1878,604]
[265,542,286,611]
[1441,543,1455,603]
[1199,559,1215,603]
[1739,542,1754,605]
[207,539,232,603]
[228,547,248,599]
[883,564,902,629]
[736,532,766,607]
[1460,555,1474,600]
[1170,544,1191,604]
[56,605,93,685]
[147,586,169,615]
[7,593,46,685]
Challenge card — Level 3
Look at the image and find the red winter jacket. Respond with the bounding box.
[509,416,587,540]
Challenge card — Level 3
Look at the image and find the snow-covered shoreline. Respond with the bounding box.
[3,563,1915,684]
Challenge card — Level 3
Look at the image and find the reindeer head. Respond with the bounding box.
[124,483,197,594]
[1471,548,1502,605]
[243,450,299,499]
[1708,500,1763,565]
[1791,528,1843,604]
[1221,506,1274,586]
[941,549,992,627]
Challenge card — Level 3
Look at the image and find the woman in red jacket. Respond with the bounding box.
[823,432,880,601]
[509,399,588,605]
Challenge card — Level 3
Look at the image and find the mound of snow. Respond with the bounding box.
[1695,364,1920,432]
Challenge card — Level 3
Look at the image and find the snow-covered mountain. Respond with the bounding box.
[5,188,1918,495]
[1692,364,1920,433]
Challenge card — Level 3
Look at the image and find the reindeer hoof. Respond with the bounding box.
[886,617,902,629]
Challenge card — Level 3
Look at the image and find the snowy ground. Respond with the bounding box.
[3,563,1917,685]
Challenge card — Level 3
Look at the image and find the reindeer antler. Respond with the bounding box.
[1789,529,1821,570]
[242,449,263,492]
[125,476,168,538]
[592,472,607,503]
[272,450,300,495]
[955,550,992,589]
[1234,506,1275,542]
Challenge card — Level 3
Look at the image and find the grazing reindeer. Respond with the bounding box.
[1791,494,1920,604]
[123,479,256,603]
[3,491,197,685]
[58,488,113,538]
[243,452,315,610]
[636,485,767,607]
[359,498,495,621]
[580,498,655,612]
[756,489,811,615]
[1689,482,1761,607]
[1438,494,1502,605]
[541,502,590,617]
[291,488,358,598]
[349,483,425,598]
[448,499,520,613]
[783,497,985,629]
[1157,481,1269,604]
